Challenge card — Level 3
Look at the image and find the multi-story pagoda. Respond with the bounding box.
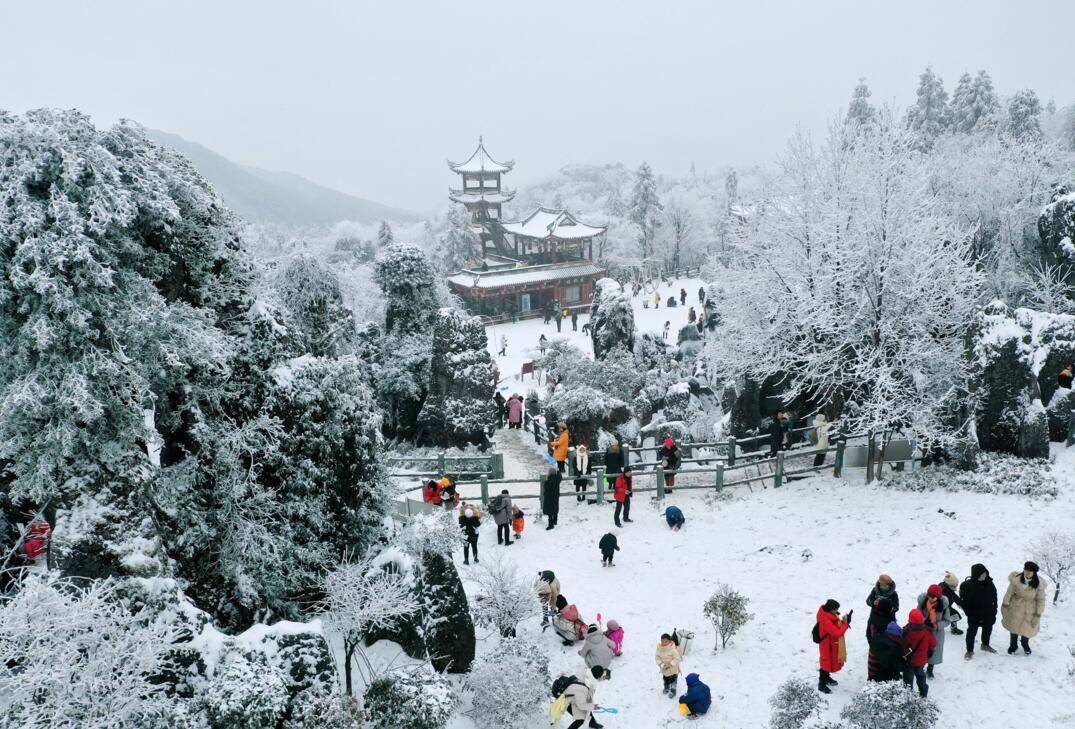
[446,138,606,320]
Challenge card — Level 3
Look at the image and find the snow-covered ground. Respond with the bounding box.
[449,441,1075,728]
[486,277,706,394]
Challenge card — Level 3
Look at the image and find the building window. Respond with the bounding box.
[564,285,581,304]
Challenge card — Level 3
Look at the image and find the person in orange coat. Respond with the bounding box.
[816,599,851,694]
[548,422,570,474]
[511,506,525,539]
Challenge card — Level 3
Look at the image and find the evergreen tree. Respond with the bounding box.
[590,281,636,359]
[905,65,949,148]
[724,168,739,208]
[845,77,877,127]
[416,308,495,447]
[439,204,481,272]
[604,184,627,219]
[949,70,1000,133]
[1006,89,1043,142]
[629,162,663,259]
[374,242,438,336]
[377,220,394,248]
[275,255,356,357]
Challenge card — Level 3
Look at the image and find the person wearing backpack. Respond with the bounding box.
[815,599,851,694]
[458,507,480,565]
[598,529,620,567]
[488,490,513,546]
[556,665,608,729]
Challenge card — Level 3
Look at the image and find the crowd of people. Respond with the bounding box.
[816,562,1049,699]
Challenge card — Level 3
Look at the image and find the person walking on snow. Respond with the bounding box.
[555,307,564,333]
[679,288,687,306]
[507,393,523,429]
[656,633,683,698]
[458,508,480,565]
[902,609,937,697]
[539,333,548,355]
[488,489,514,546]
[678,673,712,718]
[549,422,570,473]
[613,466,633,527]
[542,466,562,530]
[698,286,706,303]
[662,321,670,340]
[498,334,507,356]
[599,529,620,567]
[768,410,785,457]
[571,310,579,331]
[1002,561,1047,655]
[655,291,661,308]
[579,625,617,675]
[960,563,998,659]
[687,306,696,323]
[562,665,609,729]
[816,599,851,693]
[916,584,951,677]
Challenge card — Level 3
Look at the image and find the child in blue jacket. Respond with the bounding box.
[664,505,685,531]
[679,672,711,717]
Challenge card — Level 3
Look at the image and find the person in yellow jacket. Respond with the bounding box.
[549,422,570,473]
[656,633,683,698]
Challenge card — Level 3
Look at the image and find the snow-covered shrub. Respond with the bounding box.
[883,451,1057,498]
[525,390,541,416]
[840,681,938,729]
[321,556,419,694]
[202,650,289,729]
[286,691,365,729]
[470,554,542,637]
[768,677,823,729]
[590,278,636,359]
[465,637,551,729]
[1029,529,1075,603]
[374,242,439,336]
[664,381,692,422]
[364,666,457,729]
[274,254,356,357]
[703,583,753,649]
[0,575,177,728]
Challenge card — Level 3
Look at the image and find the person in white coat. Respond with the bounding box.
[563,665,608,729]
[811,413,831,467]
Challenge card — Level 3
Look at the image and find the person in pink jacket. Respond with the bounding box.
[604,619,624,656]
[506,394,523,429]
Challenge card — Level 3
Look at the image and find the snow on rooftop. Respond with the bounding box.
[501,207,607,240]
[447,262,604,290]
[448,138,514,174]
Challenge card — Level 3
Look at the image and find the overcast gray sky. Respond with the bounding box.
[4,1,1073,211]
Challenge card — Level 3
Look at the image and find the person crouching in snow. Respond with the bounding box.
[604,619,624,656]
[916,584,951,677]
[563,665,609,729]
[678,673,712,719]
[664,505,685,531]
[901,608,937,697]
[553,595,588,645]
[511,506,525,540]
[656,633,683,698]
[599,528,620,566]
[578,624,617,678]
[816,599,851,693]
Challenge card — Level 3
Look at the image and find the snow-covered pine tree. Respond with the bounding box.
[1006,89,1043,142]
[415,308,495,447]
[845,77,877,127]
[905,65,949,149]
[374,242,438,336]
[589,279,636,360]
[274,254,356,356]
[949,70,1000,134]
[629,161,663,259]
[725,168,739,208]
[439,204,481,272]
[377,220,395,247]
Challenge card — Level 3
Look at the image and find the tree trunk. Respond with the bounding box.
[344,640,355,695]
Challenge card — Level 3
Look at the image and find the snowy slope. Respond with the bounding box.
[449,444,1075,728]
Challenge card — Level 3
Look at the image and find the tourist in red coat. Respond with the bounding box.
[612,467,633,527]
[816,599,851,694]
[902,608,938,697]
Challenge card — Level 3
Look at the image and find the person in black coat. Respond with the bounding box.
[542,466,561,530]
[458,507,481,565]
[603,441,624,491]
[959,563,999,657]
[865,597,893,641]
[867,622,905,682]
[768,411,785,457]
[698,286,706,303]
[938,572,965,635]
[598,530,620,566]
[866,574,900,623]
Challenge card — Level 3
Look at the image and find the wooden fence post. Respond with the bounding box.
[774,452,784,488]
[437,453,446,478]
[865,432,875,484]
[595,468,605,504]
[727,437,736,467]
[834,437,846,478]
[538,475,546,521]
[623,443,632,468]
[480,475,489,507]
[715,464,724,493]
[491,453,505,480]
[656,465,666,499]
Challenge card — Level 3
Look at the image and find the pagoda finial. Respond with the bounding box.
[478,134,483,145]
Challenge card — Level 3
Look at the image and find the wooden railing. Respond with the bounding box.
[386,452,504,480]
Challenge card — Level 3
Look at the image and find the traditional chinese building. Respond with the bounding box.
[446,139,607,318]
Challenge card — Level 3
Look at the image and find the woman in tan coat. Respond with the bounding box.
[655,633,683,698]
[1001,561,1048,655]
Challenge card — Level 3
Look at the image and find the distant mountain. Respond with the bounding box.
[146,129,416,226]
